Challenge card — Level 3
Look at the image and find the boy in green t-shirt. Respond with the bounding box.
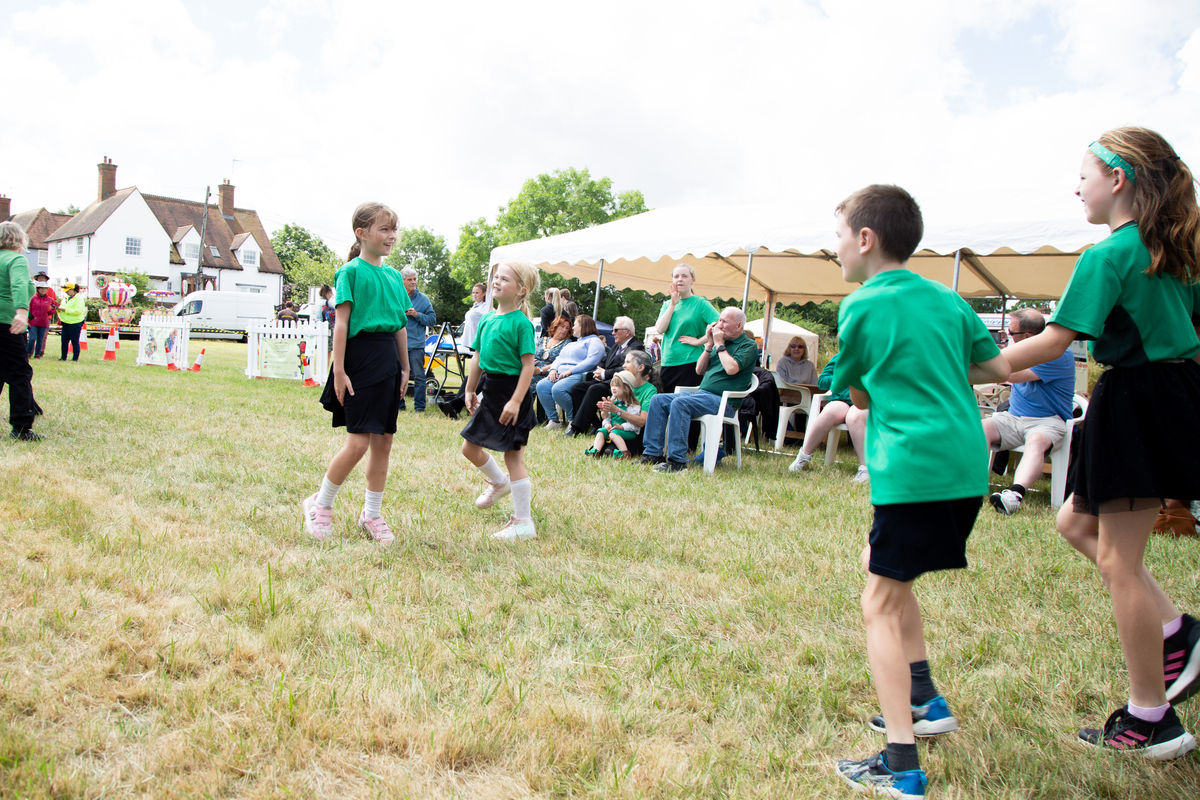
[829,186,1008,799]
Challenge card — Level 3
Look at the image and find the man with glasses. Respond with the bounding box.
[983,308,1077,515]
[564,316,643,438]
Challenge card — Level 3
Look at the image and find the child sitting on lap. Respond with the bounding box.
[585,371,641,458]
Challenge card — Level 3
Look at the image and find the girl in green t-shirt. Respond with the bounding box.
[1003,127,1200,759]
[304,203,411,545]
[460,259,540,542]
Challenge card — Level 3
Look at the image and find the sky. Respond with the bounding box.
[3,0,1198,257]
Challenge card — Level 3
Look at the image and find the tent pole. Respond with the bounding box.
[952,249,962,293]
[741,251,755,311]
[763,290,776,368]
[592,259,605,318]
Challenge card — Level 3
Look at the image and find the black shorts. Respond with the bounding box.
[868,496,983,583]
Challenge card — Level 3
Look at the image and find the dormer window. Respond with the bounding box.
[242,250,258,266]
[184,243,199,260]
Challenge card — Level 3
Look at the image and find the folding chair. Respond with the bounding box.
[988,394,1088,508]
[804,391,849,466]
[672,374,760,474]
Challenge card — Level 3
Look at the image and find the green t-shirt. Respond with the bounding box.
[833,269,1001,505]
[817,353,851,404]
[333,259,413,340]
[698,332,758,406]
[1049,223,1200,367]
[632,380,658,410]
[476,309,535,376]
[0,250,33,325]
[660,295,720,367]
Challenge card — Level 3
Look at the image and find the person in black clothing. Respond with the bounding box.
[564,316,643,437]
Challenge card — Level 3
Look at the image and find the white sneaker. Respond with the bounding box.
[788,451,812,473]
[852,465,870,484]
[357,512,395,544]
[492,515,537,542]
[302,493,333,541]
[990,489,1022,515]
[475,478,511,509]
[544,420,563,431]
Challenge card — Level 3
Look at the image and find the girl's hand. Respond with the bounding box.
[678,335,703,346]
[669,287,681,304]
[334,370,354,405]
[499,398,521,425]
[598,398,615,413]
[465,391,479,415]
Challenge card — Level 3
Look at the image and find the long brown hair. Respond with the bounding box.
[1096,127,1199,282]
[346,202,398,262]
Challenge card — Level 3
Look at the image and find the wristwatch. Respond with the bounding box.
[714,344,727,354]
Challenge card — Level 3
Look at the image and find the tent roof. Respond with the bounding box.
[490,205,1103,303]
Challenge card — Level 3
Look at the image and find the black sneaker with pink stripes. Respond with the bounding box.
[1165,614,1200,704]
[1079,705,1196,761]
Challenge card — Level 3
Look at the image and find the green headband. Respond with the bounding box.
[1089,141,1136,185]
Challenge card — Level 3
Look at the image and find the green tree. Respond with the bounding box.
[286,251,342,304]
[271,223,335,284]
[56,203,80,215]
[386,227,464,325]
[495,167,648,244]
[448,217,500,294]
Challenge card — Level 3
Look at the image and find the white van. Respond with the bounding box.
[171,290,276,340]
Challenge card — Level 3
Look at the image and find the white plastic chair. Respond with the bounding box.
[804,391,850,466]
[672,373,760,474]
[988,394,1088,509]
[773,372,814,450]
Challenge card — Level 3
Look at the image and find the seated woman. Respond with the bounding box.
[776,336,817,385]
[787,352,869,483]
[535,314,605,429]
[531,317,573,387]
[594,350,657,455]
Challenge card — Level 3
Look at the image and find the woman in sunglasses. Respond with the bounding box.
[777,336,817,385]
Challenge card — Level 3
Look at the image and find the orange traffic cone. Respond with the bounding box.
[189,349,206,372]
[101,326,118,361]
[302,357,319,387]
[78,326,88,351]
[167,352,181,371]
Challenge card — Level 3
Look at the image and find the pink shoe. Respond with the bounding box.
[475,478,511,509]
[302,494,333,540]
[357,512,395,544]
[492,515,537,542]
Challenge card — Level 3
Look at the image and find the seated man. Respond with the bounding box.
[637,307,757,473]
[565,316,643,437]
[984,308,1076,515]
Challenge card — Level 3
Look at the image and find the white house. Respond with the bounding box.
[42,159,284,303]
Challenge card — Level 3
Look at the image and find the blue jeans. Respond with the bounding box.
[408,347,427,409]
[26,326,48,356]
[60,321,83,360]
[535,372,583,422]
[643,390,731,462]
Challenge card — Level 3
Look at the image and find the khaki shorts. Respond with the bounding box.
[989,411,1068,451]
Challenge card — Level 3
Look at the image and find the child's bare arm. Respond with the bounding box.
[500,353,535,425]
[968,353,1011,385]
[849,386,870,410]
[464,353,482,414]
[1000,323,1076,373]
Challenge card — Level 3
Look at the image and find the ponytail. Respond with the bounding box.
[1097,127,1200,283]
[347,242,361,261]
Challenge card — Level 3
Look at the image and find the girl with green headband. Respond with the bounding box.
[1003,126,1200,761]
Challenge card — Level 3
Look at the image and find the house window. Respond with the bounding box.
[38,250,48,266]
[126,237,142,256]
[184,242,199,260]
[209,246,219,257]
[242,250,258,266]
[76,237,83,255]
[55,242,62,258]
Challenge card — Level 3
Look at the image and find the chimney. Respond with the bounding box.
[218,180,234,218]
[0,195,9,222]
[97,157,117,202]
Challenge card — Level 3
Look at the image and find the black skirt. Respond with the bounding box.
[320,332,402,433]
[1072,360,1200,515]
[460,371,536,452]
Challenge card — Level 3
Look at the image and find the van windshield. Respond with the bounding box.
[178,300,202,316]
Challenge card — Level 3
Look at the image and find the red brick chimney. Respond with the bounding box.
[0,195,10,221]
[218,180,235,218]
[98,157,117,201]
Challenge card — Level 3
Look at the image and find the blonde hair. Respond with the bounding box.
[496,259,540,316]
[785,335,809,360]
[546,287,563,318]
[0,221,29,252]
[347,202,398,262]
[610,372,634,403]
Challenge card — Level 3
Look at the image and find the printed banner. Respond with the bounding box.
[139,325,184,367]
[258,337,316,380]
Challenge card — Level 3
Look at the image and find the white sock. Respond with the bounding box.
[792,450,812,466]
[363,489,384,520]
[316,477,341,508]
[478,455,507,484]
[511,478,532,519]
[1128,701,1170,723]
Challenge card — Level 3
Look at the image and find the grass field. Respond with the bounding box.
[1,339,1198,799]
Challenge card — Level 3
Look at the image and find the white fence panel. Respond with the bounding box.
[136,314,191,369]
[245,320,330,384]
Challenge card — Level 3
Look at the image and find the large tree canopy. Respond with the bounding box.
[271,223,336,284]
[386,226,464,327]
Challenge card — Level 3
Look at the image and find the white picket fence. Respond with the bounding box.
[245,320,330,384]
[136,314,191,369]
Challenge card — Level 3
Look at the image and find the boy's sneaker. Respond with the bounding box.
[835,751,927,799]
[475,478,511,509]
[867,696,959,737]
[357,513,395,544]
[302,494,333,541]
[492,515,536,542]
[852,465,870,484]
[1078,705,1196,760]
[654,460,687,473]
[789,451,812,473]
[1165,614,1200,704]
[989,489,1022,515]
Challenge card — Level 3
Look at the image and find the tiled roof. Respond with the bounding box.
[171,224,193,244]
[230,209,283,275]
[142,193,245,270]
[45,188,136,242]
[9,208,72,249]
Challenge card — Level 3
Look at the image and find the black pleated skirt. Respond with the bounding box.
[319,332,402,433]
[460,371,536,452]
